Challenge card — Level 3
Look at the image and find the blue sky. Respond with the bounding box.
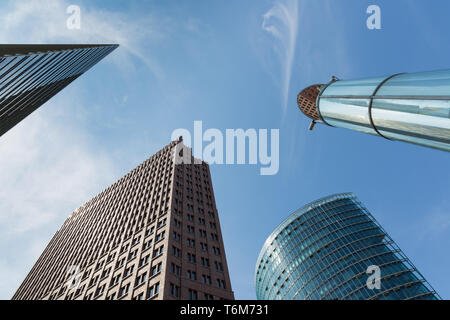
[0,0,449,300]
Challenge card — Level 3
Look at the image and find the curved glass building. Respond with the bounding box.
[255,193,439,300]
[297,70,450,151]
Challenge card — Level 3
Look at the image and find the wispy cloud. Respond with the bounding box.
[261,0,299,114]
[0,89,120,298]
[0,99,118,235]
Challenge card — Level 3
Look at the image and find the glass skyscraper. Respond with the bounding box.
[0,44,118,137]
[255,193,439,300]
[297,70,450,151]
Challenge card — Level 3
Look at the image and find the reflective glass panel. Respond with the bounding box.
[319,98,376,135]
[378,69,450,96]
[322,77,386,96]
[373,99,450,151]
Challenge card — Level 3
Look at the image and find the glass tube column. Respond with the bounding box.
[297,70,450,151]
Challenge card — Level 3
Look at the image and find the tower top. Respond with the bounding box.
[297,84,322,121]
[0,44,118,57]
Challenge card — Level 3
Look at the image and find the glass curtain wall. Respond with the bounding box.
[255,193,440,300]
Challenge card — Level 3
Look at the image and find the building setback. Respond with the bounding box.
[297,70,450,151]
[13,137,234,300]
[255,193,439,300]
[0,44,118,137]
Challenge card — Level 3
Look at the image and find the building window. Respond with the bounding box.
[148,282,160,298]
[145,226,155,237]
[201,257,210,267]
[153,245,164,258]
[135,272,147,286]
[187,238,195,247]
[142,239,153,251]
[188,289,198,300]
[107,253,115,263]
[156,231,166,242]
[75,285,85,297]
[173,232,181,241]
[88,275,99,288]
[187,270,197,280]
[115,257,126,269]
[110,274,121,287]
[106,292,116,300]
[187,225,195,233]
[133,292,144,300]
[139,254,150,267]
[171,263,181,276]
[215,261,224,272]
[204,294,214,300]
[118,283,130,297]
[157,218,167,228]
[95,285,105,297]
[101,267,111,279]
[187,253,196,263]
[124,265,134,278]
[120,243,129,254]
[151,262,162,277]
[172,246,181,257]
[128,249,138,260]
[170,283,180,298]
[217,279,226,289]
[132,236,141,246]
[202,275,212,285]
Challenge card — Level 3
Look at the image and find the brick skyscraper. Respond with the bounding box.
[13,138,234,300]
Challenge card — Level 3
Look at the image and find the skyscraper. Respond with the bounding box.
[0,44,118,137]
[13,137,234,300]
[255,193,439,300]
[297,70,450,151]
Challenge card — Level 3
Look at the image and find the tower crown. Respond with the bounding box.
[297,84,322,121]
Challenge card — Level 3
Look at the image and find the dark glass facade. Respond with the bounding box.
[255,193,439,300]
[0,44,118,137]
